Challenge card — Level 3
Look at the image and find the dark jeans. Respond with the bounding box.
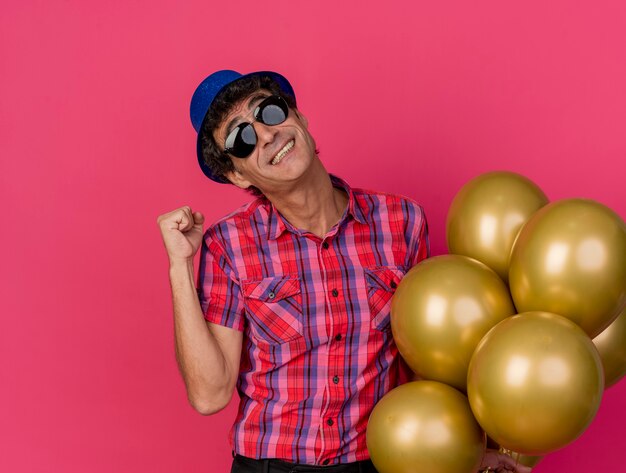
[230,455,378,473]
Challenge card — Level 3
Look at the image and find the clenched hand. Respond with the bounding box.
[157,206,205,263]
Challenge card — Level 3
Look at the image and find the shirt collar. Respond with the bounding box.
[330,174,368,225]
[267,174,367,240]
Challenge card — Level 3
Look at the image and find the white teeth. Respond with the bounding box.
[271,140,294,165]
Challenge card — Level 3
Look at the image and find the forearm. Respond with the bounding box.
[169,259,234,414]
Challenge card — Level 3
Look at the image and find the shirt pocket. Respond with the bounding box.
[241,275,304,345]
[364,266,405,331]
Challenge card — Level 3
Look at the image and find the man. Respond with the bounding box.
[157,70,531,473]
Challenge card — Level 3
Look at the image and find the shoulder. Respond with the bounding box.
[352,186,426,221]
[203,197,269,244]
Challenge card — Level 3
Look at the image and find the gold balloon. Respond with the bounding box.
[391,255,515,391]
[509,199,626,337]
[593,307,626,388]
[367,381,485,473]
[467,312,604,455]
[446,171,548,282]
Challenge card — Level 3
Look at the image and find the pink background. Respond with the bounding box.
[2,0,625,471]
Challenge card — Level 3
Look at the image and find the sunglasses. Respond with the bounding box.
[223,95,290,158]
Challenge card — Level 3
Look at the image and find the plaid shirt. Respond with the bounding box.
[197,176,429,465]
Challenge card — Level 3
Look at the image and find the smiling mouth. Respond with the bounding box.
[271,140,294,165]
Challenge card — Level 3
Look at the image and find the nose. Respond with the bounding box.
[253,121,278,148]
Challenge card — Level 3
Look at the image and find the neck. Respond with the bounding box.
[266,169,348,238]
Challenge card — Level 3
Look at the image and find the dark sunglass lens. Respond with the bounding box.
[258,97,288,125]
[240,124,257,145]
[226,123,257,158]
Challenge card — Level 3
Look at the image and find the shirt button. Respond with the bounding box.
[335,334,342,342]
[327,419,334,426]
[268,292,275,299]
[331,288,339,297]
[390,281,397,289]
[333,375,340,384]
[322,459,330,465]
[322,241,329,249]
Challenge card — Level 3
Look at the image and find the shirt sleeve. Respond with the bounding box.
[196,230,245,332]
[407,203,430,269]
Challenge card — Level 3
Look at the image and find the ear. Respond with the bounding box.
[224,168,252,190]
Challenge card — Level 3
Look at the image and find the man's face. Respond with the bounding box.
[213,91,317,194]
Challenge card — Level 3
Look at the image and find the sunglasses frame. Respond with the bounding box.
[223,95,290,158]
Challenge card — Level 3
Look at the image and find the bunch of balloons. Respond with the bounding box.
[366,171,626,473]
